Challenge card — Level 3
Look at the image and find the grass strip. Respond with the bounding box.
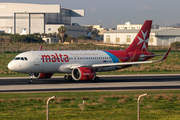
[0,90,180,119]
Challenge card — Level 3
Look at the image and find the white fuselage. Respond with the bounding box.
[8,50,121,73]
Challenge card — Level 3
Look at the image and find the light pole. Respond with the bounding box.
[137,93,148,120]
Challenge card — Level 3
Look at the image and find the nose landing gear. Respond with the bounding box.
[27,73,34,83]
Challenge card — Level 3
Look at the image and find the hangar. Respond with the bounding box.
[0,3,86,37]
[104,29,180,46]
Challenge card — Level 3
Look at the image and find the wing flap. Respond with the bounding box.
[92,61,153,68]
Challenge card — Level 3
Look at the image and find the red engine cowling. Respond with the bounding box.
[33,73,53,79]
[72,67,94,81]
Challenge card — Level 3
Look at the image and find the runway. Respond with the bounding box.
[0,74,180,92]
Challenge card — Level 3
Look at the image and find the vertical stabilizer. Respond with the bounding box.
[8,27,13,34]
[20,28,27,35]
[38,45,42,51]
[126,20,152,52]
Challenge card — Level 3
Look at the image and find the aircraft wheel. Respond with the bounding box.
[92,77,100,82]
[64,75,68,81]
[68,75,72,81]
[64,75,72,81]
[27,79,33,83]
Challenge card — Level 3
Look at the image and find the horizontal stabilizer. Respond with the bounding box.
[140,53,172,58]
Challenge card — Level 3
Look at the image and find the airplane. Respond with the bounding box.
[8,20,171,83]
[20,28,31,35]
[8,27,13,34]
[1,26,13,34]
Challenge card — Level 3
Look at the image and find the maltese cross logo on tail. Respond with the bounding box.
[137,30,149,51]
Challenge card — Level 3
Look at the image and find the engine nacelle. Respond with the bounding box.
[72,67,94,81]
[33,73,53,79]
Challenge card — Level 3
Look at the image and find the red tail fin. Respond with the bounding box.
[39,45,42,51]
[126,20,152,52]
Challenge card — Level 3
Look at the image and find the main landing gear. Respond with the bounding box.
[92,72,100,82]
[64,74,73,81]
[92,76,100,82]
[63,73,100,82]
[27,79,33,83]
[27,73,33,83]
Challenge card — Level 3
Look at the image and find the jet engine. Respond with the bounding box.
[33,73,53,79]
[72,67,94,81]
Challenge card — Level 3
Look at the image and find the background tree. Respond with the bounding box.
[87,26,93,34]
[66,35,75,42]
[86,26,100,39]
[58,26,67,43]
[91,28,100,39]
[46,33,53,37]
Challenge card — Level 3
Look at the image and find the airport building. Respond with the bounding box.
[0,3,86,37]
[104,29,180,46]
[117,22,142,30]
[117,22,159,30]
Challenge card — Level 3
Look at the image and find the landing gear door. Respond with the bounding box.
[32,53,40,66]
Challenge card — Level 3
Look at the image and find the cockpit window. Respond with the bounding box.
[15,57,20,60]
[14,57,28,61]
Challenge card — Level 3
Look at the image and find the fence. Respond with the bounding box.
[0,92,180,119]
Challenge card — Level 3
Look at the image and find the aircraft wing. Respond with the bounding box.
[70,64,92,69]
[92,48,171,68]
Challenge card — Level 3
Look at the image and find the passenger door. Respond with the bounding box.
[32,53,40,66]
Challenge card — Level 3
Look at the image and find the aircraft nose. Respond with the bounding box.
[8,61,14,71]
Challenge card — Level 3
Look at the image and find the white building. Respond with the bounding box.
[117,22,159,30]
[0,3,86,37]
[117,22,142,30]
[42,37,59,44]
[104,29,180,46]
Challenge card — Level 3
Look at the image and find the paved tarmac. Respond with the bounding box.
[0,74,180,92]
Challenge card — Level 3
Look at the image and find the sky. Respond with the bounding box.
[1,0,180,28]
